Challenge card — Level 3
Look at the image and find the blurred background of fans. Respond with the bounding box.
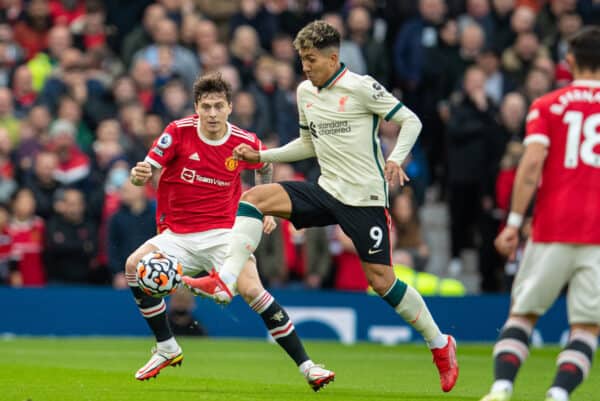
[1,0,595,295]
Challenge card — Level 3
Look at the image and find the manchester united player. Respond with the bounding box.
[127,73,334,390]
[481,27,600,401]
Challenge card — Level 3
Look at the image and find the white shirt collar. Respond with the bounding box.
[197,121,231,146]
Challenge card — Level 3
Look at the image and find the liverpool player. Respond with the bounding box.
[481,26,600,401]
[184,20,458,393]
[127,73,334,390]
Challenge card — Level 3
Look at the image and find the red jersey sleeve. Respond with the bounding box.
[145,122,179,169]
[242,136,267,170]
[524,98,551,147]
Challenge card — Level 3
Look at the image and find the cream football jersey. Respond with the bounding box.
[297,63,405,207]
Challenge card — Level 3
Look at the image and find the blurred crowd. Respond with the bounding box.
[0,0,597,293]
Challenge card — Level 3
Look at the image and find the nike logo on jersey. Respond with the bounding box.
[368,248,383,255]
[189,152,200,161]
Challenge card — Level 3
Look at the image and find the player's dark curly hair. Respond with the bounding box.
[192,72,232,104]
[293,20,340,51]
[568,26,600,72]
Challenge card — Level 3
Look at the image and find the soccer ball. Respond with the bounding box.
[136,251,183,297]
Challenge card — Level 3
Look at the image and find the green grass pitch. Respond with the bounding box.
[1,338,598,401]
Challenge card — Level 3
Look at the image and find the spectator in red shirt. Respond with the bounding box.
[9,188,46,286]
[13,0,52,60]
[47,119,91,188]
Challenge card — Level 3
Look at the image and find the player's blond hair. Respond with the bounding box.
[293,20,341,51]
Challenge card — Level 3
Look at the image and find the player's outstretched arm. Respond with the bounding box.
[130,161,154,186]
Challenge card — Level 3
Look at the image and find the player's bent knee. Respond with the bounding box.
[125,254,140,275]
[237,280,264,303]
[240,187,263,205]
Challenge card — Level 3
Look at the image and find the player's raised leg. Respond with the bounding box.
[236,259,335,391]
[183,184,291,302]
[367,261,458,392]
[125,242,182,380]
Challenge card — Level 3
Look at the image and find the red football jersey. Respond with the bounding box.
[145,115,265,234]
[524,80,600,244]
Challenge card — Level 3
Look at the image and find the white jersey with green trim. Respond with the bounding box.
[297,64,404,207]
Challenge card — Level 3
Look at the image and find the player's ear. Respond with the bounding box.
[329,49,339,65]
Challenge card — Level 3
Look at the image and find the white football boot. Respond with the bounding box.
[135,346,183,380]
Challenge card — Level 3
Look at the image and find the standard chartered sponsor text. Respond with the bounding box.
[315,120,352,136]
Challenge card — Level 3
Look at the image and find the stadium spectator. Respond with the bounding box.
[346,6,391,88]
[47,119,91,188]
[229,0,278,51]
[130,60,158,112]
[44,187,98,283]
[48,0,86,26]
[24,150,60,220]
[490,0,517,52]
[0,127,16,205]
[120,3,167,68]
[331,225,368,291]
[322,12,366,75]
[0,0,24,25]
[458,0,495,48]
[108,177,155,288]
[179,13,201,51]
[230,90,268,139]
[230,24,263,87]
[70,0,115,52]
[521,66,553,105]
[393,0,446,105]
[446,66,500,277]
[546,11,582,62]
[0,203,17,285]
[11,64,36,118]
[273,61,299,145]
[201,42,230,73]
[476,48,516,106]
[156,78,194,122]
[0,23,25,88]
[167,287,207,336]
[194,19,219,67]
[535,0,577,45]
[132,18,199,88]
[12,0,52,60]
[9,188,46,286]
[502,31,549,86]
[57,95,94,153]
[390,187,430,272]
[0,87,20,145]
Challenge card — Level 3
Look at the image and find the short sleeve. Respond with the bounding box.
[358,75,404,121]
[524,99,550,147]
[145,122,179,168]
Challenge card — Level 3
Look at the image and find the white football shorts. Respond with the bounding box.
[511,241,600,324]
[144,228,231,277]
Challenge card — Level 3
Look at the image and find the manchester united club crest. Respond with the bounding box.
[225,156,238,171]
